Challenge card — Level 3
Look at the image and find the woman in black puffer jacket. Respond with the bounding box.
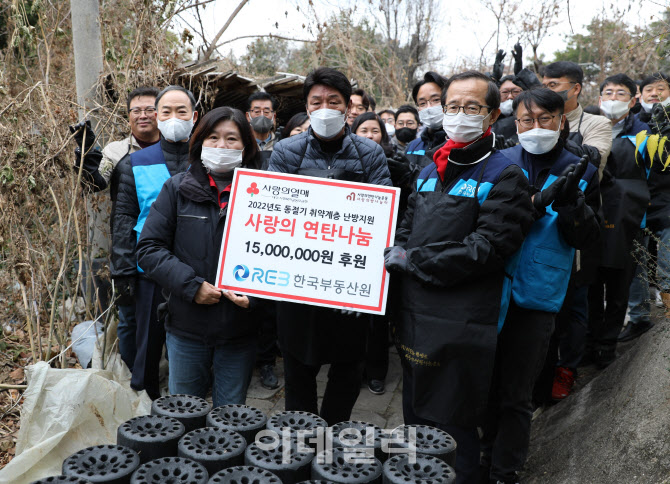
[136,107,263,408]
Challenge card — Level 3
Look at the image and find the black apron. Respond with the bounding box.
[276,160,370,366]
[397,159,501,427]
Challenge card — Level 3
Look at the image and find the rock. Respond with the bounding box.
[523,317,670,483]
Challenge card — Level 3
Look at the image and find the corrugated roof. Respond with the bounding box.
[180,67,308,125]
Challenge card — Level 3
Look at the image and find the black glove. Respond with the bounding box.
[512,43,523,74]
[492,49,506,81]
[387,153,418,187]
[69,120,97,152]
[73,146,107,190]
[555,156,589,206]
[114,276,136,307]
[384,246,409,273]
[533,175,567,212]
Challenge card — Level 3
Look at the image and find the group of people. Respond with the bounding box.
[69,52,670,484]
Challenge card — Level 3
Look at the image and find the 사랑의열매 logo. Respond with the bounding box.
[247,182,260,196]
[233,264,250,281]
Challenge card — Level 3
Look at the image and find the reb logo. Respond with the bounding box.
[233,264,250,281]
[247,182,259,196]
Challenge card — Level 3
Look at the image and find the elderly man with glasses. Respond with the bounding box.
[384,70,535,483]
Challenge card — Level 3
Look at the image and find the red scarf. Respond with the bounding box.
[433,127,492,180]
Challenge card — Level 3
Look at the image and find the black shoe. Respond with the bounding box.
[594,348,616,369]
[368,379,385,395]
[259,364,279,389]
[618,320,654,342]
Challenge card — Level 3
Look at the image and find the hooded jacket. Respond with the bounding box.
[136,161,261,344]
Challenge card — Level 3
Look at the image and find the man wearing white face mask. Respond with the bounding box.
[113,85,198,399]
[637,72,670,123]
[482,88,600,484]
[268,67,391,426]
[589,74,651,360]
[542,61,612,180]
[492,68,542,142]
[385,71,535,483]
[405,72,447,167]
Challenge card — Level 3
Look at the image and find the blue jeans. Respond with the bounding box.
[628,235,651,324]
[117,304,137,371]
[165,332,257,408]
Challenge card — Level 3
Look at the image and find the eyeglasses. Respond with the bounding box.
[601,89,632,101]
[249,108,274,116]
[129,107,156,116]
[500,88,523,97]
[443,104,491,116]
[516,114,559,129]
[396,120,418,128]
[417,96,442,109]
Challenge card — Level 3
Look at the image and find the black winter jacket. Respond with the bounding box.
[599,114,649,267]
[111,137,190,279]
[136,161,260,344]
[267,126,392,186]
[267,126,391,365]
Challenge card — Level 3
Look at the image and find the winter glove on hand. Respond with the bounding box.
[384,246,409,273]
[114,276,136,307]
[533,175,567,212]
[73,146,107,190]
[512,43,523,74]
[69,120,97,151]
[387,153,417,187]
[492,49,506,81]
[555,156,589,206]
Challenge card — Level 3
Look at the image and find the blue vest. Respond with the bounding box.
[130,142,171,272]
[501,145,593,313]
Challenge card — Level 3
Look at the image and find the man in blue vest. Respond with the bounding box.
[481,87,600,484]
[404,72,447,167]
[112,85,198,399]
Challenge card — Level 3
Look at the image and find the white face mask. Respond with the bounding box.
[157,115,194,142]
[309,108,346,139]
[661,97,670,107]
[641,99,655,113]
[443,112,491,143]
[201,146,243,174]
[600,100,630,120]
[517,124,561,155]
[419,105,444,130]
[385,123,396,137]
[500,99,514,116]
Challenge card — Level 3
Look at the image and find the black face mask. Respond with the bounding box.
[395,127,417,143]
[250,115,273,135]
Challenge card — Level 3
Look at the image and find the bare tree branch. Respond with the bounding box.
[201,0,250,61]
[214,33,316,51]
[171,0,217,19]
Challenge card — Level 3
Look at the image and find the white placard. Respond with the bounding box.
[215,168,400,315]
